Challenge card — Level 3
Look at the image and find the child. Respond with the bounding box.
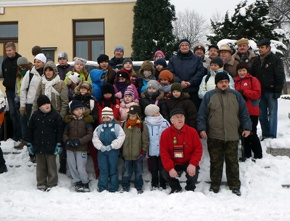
[154,58,167,79]
[26,95,63,191]
[121,57,138,88]
[0,88,7,174]
[67,72,80,101]
[121,105,149,193]
[64,57,92,84]
[63,100,93,192]
[138,60,155,93]
[167,83,197,129]
[144,104,170,190]
[96,54,116,85]
[89,69,105,101]
[119,86,139,125]
[57,52,73,80]
[92,107,125,192]
[114,70,139,100]
[158,70,174,101]
[235,62,262,159]
[153,50,165,61]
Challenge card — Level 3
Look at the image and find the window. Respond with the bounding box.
[41,47,57,62]
[74,20,104,61]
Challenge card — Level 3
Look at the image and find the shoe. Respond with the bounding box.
[30,156,36,163]
[120,188,130,193]
[232,189,241,196]
[137,189,143,194]
[169,187,182,194]
[0,164,8,174]
[209,188,219,193]
[75,181,84,192]
[151,186,158,191]
[14,140,26,150]
[59,159,67,174]
[82,183,90,192]
[13,137,21,142]
[37,185,46,192]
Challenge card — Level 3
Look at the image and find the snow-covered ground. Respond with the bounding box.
[1,99,290,221]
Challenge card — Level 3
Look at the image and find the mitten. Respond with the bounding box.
[273,92,281,100]
[137,151,146,162]
[100,145,106,152]
[54,143,63,155]
[115,91,122,99]
[27,143,34,155]
[72,139,80,148]
[105,145,112,151]
[19,107,26,115]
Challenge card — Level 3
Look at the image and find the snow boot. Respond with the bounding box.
[59,159,67,174]
[14,140,26,150]
[82,183,90,192]
[232,189,241,196]
[75,181,84,192]
[0,164,8,174]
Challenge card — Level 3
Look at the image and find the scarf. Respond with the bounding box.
[126,119,142,129]
[223,56,232,65]
[116,81,128,97]
[20,70,27,76]
[42,75,61,100]
[159,84,171,94]
[36,67,44,76]
[145,115,163,126]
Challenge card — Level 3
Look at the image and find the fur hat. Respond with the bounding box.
[102,107,114,120]
[74,57,87,66]
[179,39,191,48]
[215,71,230,85]
[144,104,160,117]
[34,53,47,64]
[154,58,167,68]
[127,105,141,117]
[79,81,93,91]
[237,38,249,46]
[193,43,205,53]
[210,57,224,68]
[32,45,43,56]
[58,52,68,60]
[101,83,115,95]
[171,82,182,93]
[17,57,29,66]
[153,50,165,61]
[158,70,173,82]
[114,45,124,54]
[68,72,80,84]
[97,54,109,64]
[257,38,271,47]
[117,70,130,80]
[236,62,249,73]
[170,108,185,118]
[124,85,135,99]
[147,80,160,90]
[219,45,232,53]
[70,100,83,113]
[122,57,133,65]
[37,95,51,107]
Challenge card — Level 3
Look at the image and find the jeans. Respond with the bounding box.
[259,92,278,139]
[122,160,143,190]
[6,90,21,140]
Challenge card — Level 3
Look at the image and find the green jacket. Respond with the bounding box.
[64,70,92,84]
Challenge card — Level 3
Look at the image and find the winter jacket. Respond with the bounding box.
[90,69,104,101]
[31,61,69,119]
[63,112,93,152]
[64,70,92,84]
[167,50,205,94]
[144,116,170,157]
[138,60,155,93]
[26,108,63,155]
[160,124,203,172]
[57,64,73,80]
[224,56,239,79]
[109,57,124,71]
[2,52,21,90]
[119,101,139,125]
[251,52,285,94]
[14,76,24,103]
[197,87,252,142]
[234,73,261,116]
[139,90,169,121]
[96,66,116,85]
[198,68,235,99]
[233,51,257,69]
[166,93,197,129]
[97,98,120,124]
[122,121,149,160]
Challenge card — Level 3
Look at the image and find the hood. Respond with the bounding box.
[90,69,104,83]
[74,81,93,96]
[139,60,155,79]
[43,61,59,79]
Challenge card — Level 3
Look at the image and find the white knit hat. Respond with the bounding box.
[34,53,47,64]
[144,104,160,116]
[102,107,114,120]
[68,72,80,84]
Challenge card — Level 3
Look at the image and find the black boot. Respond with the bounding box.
[0,164,8,174]
[59,159,67,174]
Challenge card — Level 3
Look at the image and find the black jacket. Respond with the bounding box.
[109,57,124,71]
[26,108,63,155]
[251,52,285,93]
[2,52,21,90]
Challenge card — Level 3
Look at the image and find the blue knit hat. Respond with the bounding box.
[114,45,124,54]
[70,100,83,113]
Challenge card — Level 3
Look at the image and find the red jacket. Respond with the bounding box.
[235,73,261,116]
[97,99,120,124]
[160,124,202,172]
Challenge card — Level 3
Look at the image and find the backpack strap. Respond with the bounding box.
[26,71,34,92]
[205,73,211,84]
[59,80,63,93]
[154,100,159,106]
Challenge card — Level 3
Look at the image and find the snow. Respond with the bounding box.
[239,7,247,17]
[1,99,290,220]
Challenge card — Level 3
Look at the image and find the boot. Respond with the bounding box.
[14,140,26,150]
[59,159,67,174]
[30,156,36,163]
[0,164,8,173]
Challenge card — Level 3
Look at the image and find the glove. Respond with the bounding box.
[27,143,34,155]
[54,143,63,155]
[65,139,73,147]
[72,139,80,148]
[137,151,146,162]
[19,107,26,116]
[100,145,106,152]
[105,145,112,151]
[273,92,281,100]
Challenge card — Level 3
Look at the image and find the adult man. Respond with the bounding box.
[208,45,219,59]
[233,38,257,68]
[194,43,211,69]
[160,108,202,194]
[2,42,22,141]
[109,45,125,72]
[57,52,73,80]
[219,44,239,78]
[251,39,285,139]
[167,39,205,110]
[197,72,252,196]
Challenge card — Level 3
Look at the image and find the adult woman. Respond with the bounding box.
[64,57,92,84]
[96,54,116,85]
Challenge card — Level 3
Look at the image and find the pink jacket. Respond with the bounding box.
[119,101,139,125]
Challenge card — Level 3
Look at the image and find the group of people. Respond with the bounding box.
[0,37,285,196]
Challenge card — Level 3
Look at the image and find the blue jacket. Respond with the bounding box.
[90,69,104,101]
[167,50,205,93]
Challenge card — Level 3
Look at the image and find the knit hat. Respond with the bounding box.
[210,57,223,68]
[158,70,173,82]
[179,39,191,48]
[153,50,165,61]
[193,43,205,53]
[144,104,160,117]
[117,70,130,80]
[237,38,249,46]
[124,85,135,99]
[236,62,249,73]
[58,52,68,60]
[127,105,141,117]
[154,58,167,68]
[97,54,109,64]
[171,82,182,93]
[17,57,29,66]
[147,80,160,90]
[70,100,83,113]
[215,71,230,85]
[208,45,219,51]
[257,38,271,47]
[34,53,47,64]
[114,45,124,54]
[219,45,232,53]
[32,45,43,56]
[74,57,87,66]
[102,107,114,120]
[37,95,51,107]
[122,57,133,65]
[170,108,185,118]
[68,72,80,84]
[101,83,115,95]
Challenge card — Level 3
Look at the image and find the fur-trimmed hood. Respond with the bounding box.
[74,81,93,96]
[139,60,155,79]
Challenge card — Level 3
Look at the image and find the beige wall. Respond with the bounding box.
[0,2,134,63]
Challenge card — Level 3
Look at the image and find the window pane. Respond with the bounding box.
[76,41,88,60]
[76,22,104,36]
[0,24,18,38]
[92,41,104,61]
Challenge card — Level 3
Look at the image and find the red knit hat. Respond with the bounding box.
[158,70,173,82]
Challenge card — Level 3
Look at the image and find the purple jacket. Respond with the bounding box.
[57,65,73,80]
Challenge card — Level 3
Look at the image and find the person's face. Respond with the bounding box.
[74,63,84,72]
[217,79,229,91]
[219,50,231,60]
[5,47,16,58]
[73,107,83,117]
[153,112,160,117]
[104,93,112,99]
[258,45,271,57]
[155,53,163,60]
[58,58,68,66]
[195,49,204,57]
[100,61,109,69]
[67,78,72,85]
[124,95,133,103]
[147,87,157,92]
[172,90,181,98]
[80,88,88,95]
[19,65,27,71]
[170,114,185,130]
[118,77,126,82]
[34,59,45,69]
[209,48,218,59]
[45,67,54,79]
[159,78,169,86]
[128,114,137,120]
[210,63,220,72]
[180,43,190,54]
[114,49,124,59]
[155,64,164,71]
[237,68,248,78]
[123,62,132,71]
[102,116,112,122]
[39,103,51,112]
[238,44,249,54]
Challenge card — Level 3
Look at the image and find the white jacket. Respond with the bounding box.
[20,67,42,107]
